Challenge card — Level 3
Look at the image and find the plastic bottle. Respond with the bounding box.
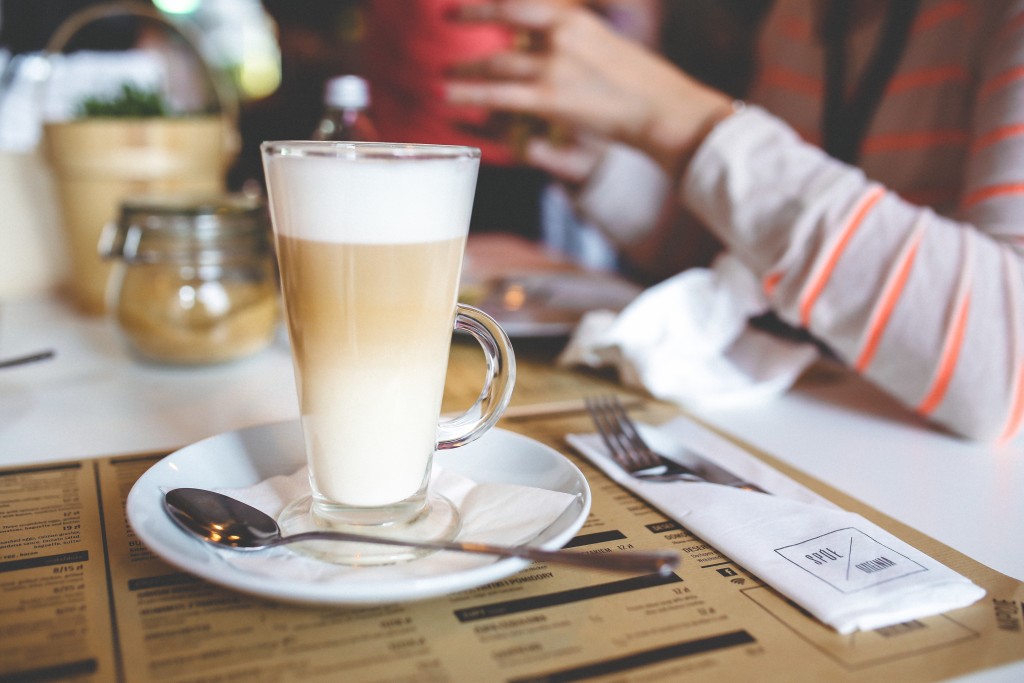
[311,75,378,142]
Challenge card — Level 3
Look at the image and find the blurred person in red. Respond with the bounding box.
[362,0,550,236]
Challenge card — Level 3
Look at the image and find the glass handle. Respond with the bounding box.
[436,304,516,450]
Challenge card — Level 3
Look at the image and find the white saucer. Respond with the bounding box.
[126,421,591,605]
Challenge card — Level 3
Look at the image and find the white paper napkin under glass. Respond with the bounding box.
[568,416,985,634]
[211,466,577,583]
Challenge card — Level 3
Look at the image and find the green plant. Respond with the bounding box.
[76,83,170,118]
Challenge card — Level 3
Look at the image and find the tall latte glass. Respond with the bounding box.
[261,141,515,565]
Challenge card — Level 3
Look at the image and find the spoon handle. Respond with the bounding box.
[275,530,680,575]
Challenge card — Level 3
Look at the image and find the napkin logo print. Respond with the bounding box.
[774,527,927,594]
[992,599,1021,632]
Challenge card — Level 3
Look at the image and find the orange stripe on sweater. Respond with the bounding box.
[962,182,1024,209]
[912,0,967,33]
[917,288,971,416]
[760,66,822,98]
[855,227,925,372]
[972,123,1024,151]
[887,65,968,95]
[799,187,886,327]
[980,65,1024,98]
[763,271,784,297]
[862,129,968,154]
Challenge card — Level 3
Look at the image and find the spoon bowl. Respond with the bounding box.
[164,487,680,574]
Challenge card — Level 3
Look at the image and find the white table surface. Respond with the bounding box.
[0,296,300,463]
[2,294,1021,682]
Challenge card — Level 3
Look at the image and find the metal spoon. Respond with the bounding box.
[163,488,680,575]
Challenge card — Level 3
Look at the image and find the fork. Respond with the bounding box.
[585,395,767,492]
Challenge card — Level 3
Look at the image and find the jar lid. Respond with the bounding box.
[102,194,271,265]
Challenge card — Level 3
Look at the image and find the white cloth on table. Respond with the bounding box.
[559,252,819,409]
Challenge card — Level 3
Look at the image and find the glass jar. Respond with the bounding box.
[101,194,279,364]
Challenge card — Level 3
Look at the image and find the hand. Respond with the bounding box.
[445,0,734,178]
[523,133,606,186]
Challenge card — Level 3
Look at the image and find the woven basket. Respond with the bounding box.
[41,1,239,314]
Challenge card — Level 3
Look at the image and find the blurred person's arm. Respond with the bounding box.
[528,136,719,281]
[446,0,1024,443]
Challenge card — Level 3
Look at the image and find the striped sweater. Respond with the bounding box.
[582,0,1024,442]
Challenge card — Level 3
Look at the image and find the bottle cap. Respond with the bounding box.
[324,75,370,109]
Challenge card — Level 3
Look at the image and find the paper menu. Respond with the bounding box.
[0,460,117,681]
[1,442,1022,682]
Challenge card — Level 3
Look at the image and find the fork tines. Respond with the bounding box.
[585,394,666,475]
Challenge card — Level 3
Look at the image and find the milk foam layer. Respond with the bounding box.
[264,153,478,244]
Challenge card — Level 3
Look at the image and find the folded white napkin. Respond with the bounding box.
[568,416,985,634]
[212,466,576,583]
[558,253,819,409]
